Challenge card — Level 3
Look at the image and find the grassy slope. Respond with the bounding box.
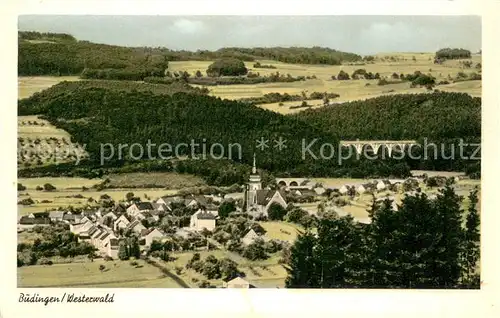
[168,54,481,114]
[17,259,182,288]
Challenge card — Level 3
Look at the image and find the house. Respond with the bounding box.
[241,229,260,246]
[18,215,51,229]
[114,203,128,214]
[114,214,131,232]
[156,196,182,207]
[339,185,349,195]
[27,212,50,219]
[48,211,65,222]
[222,276,252,288]
[62,212,82,224]
[205,203,219,214]
[357,183,375,194]
[292,188,317,197]
[189,210,216,231]
[126,220,147,234]
[105,238,120,259]
[126,202,155,217]
[314,187,326,196]
[152,202,170,213]
[69,218,95,238]
[376,180,392,191]
[375,196,399,211]
[140,228,166,248]
[184,195,210,209]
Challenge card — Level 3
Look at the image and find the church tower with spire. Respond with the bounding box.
[246,153,262,210]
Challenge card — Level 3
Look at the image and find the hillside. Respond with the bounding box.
[18,80,208,114]
[18,85,480,181]
[18,31,362,76]
[297,92,481,140]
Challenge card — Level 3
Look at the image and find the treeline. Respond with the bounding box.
[18,85,418,180]
[80,67,165,81]
[238,92,340,105]
[18,40,169,76]
[216,47,362,65]
[18,32,363,76]
[17,80,208,114]
[143,73,305,86]
[285,187,480,289]
[19,31,76,42]
[435,48,472,60]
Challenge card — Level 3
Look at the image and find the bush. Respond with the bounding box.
[268,203,287,221]
[17,197,35,205]
[130,261,138,266]
[18,183,27,191]
[175,266,183,275]
[43,183,56,191]
[39,258,53,265]
[337,70,350,80]
[207,58,248,77]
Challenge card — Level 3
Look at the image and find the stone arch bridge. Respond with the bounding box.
[340,140,418,157]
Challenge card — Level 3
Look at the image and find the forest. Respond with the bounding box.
[18,31,362,76]
[18,81,480,183]
[285,186,480,289]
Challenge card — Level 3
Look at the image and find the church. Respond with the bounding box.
[245,154,287,218]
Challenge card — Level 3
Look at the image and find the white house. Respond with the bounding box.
[126,220,147,234]
[376,180,392,191]
[189,210,216,231]
[48,211,65,222]
[140,228,166,248]
[114,214,131,232]
[126,202,155,217]
[222,276,252,288]
[241,229,260,246]
[339,185,349,195]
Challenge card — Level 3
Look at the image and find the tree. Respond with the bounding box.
[267,203,287,221]
[118,241,128,260]
[206,58,248,77]
[284,230,318,288]
[323,93,330,106]
[43,183,56,191]
[127,237,141,259]
[286,206,308,224]
[218,201,236,219]
[126,192,135,201]
[242,238,268,261]
[219,258,239,280]
[460,189,480,288]
[17,183,27,191]
[337,70,350,80]
[195,70,203,78]
[99,264,106,272]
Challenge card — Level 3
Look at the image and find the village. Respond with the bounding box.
[17,156,477,288]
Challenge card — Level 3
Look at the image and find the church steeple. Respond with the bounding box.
[247,153,262,210]
[252,153,257,174]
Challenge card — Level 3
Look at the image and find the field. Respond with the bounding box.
[17,187,178,216]
[104,172,206,189]
[161,249,287,288]
[18,115,88,167]
[17,259,182,288]
[258,221,303,243]
[168,53,481,114]
[18,76,80,99]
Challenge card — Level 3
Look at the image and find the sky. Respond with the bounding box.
[18,15,481,55]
